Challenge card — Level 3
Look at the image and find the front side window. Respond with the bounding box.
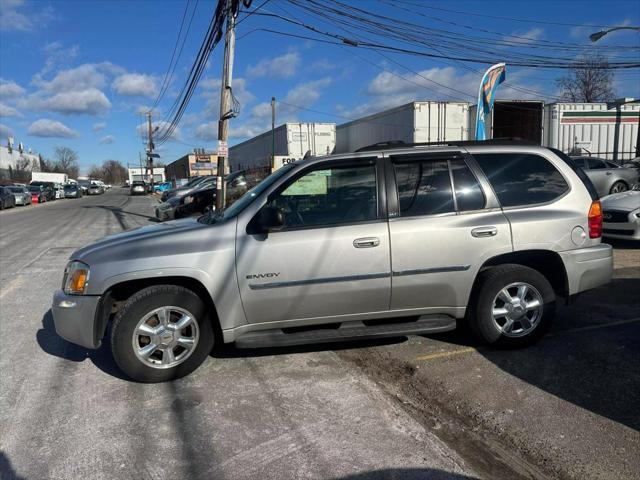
[394,160,454,216]
[269,163,377,229]
[474,152,569,207]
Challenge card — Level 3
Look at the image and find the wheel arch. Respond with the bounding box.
[95,275,221,347]
[468,249,569,308]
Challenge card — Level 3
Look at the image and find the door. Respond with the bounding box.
[387,152,512,310]
[236,158,391,324]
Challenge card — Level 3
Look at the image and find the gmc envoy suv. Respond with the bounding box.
[52,140,613,382]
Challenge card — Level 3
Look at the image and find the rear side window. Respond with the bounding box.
[587,158,607,170]
[450,159,485,211]
[394,160,455,216]
[473,153,569,207]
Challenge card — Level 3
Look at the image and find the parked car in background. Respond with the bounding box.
[0,186,16,210]
[153,181,173,193]
[569,156,639,196]
[160,176,209,202]
[87,182,104,195]
[54,184,65,199]
[7,185,32,206]
[130,180,147,195]
[28,185,47,203]
[622,157,640,177]
[77,179,91,194]
[29,181,56,201]
[154,172,249,221]
[601,185,640,240]
[64,184,83,199]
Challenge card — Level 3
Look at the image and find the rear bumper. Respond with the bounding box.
[559,244,613,296]
[52,290,102,349]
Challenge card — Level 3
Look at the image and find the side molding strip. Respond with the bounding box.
[249,272,390,290]
[392,265,471,277]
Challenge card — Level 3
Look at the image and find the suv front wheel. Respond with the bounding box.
[110,285,214,382]
[470,264,555,347]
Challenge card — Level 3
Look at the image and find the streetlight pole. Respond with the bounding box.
[589,26,640,42]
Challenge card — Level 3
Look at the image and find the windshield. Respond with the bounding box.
[198,164,296,225]
[29,186,41,192]
[64,185,76,190]
[78,180,90,187]
[8,187,22,192]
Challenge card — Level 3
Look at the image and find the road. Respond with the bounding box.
[0,188,638,480]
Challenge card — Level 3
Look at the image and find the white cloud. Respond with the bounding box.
[505,27,544,44]
[20,88,111,115]
[194,122,217,141]
[27,118,79,138]
[0,0,55,32]
[284,77,331,106]
[99,134,115,144]
[112,73,159,98]
[39,42,80,76]
[247,51,301,79]
[0,102,21,117]
[92,121,106,131]
[0,79,24,99]
[0,123,14,138]
[34,63,108,92]
[136,120,181,141]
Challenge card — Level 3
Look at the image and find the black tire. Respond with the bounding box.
[468,264,555,348]
[609,181,628,195]
[110,285,214,382]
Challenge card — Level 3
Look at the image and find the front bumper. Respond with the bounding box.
[52,290,102,349]
[559,244,613,296]
[155,206,175,221]
[603,218,640,241]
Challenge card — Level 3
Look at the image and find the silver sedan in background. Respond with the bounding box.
[569,156,639,196]
[7,186,32,206]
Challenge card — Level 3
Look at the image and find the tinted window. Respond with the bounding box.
[269,164,377,228]
[605,161,619,169]
[474,153,569,207]
[586,158,606,170]
[394,160,454,216]
[450,159,485,211]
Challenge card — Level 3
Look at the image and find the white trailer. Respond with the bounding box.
[128,167,165,184]
[31,171,68,184]
[335,101,469,153]
[544,102,639,161]
[229,122,336,172]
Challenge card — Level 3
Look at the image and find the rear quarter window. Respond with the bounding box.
[473,152,569,207]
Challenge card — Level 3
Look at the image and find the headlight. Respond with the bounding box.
[63,261,90,295]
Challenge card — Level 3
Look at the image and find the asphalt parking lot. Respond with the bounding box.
[0,188,638,480]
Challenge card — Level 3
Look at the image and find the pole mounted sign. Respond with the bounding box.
[475,63,506,141]
[218,140,228,157]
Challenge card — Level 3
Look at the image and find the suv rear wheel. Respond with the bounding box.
[110,285,214,382]
[469,264,555,347]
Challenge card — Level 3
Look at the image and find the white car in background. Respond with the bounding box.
[601,186,640,240]
[54,183,65,199]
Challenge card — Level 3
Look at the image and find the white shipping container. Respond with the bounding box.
[544,102,639,161]
[335,101,469,154]
[229,123,336,172]
[31,171,68,184]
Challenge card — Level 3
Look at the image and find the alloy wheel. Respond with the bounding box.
[132,306,200,369]
[491,282,543,338]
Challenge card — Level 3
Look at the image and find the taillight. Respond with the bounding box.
[588,200,602,238]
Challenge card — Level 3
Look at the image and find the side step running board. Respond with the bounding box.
[234,315,456,349]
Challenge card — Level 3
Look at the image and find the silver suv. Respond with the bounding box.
[52,141,613,382]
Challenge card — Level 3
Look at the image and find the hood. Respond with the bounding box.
[70,216,227,265]
[601,190,640,211]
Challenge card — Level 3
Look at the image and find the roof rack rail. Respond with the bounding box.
[355,137,537,152]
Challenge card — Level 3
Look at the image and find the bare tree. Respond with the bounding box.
[54,146,79,178]
[556,52,615,102]
[88,160,128,185]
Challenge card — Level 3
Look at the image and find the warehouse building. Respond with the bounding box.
[0,139,41,181]
[165,150,220,181]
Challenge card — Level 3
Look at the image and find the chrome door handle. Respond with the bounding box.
[605,171,612,175]
[353,237,380,248]
[471,226,497,238]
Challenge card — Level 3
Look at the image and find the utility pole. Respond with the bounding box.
[271,96,276,172]
[146,111,155,190]
[216,0,237,211]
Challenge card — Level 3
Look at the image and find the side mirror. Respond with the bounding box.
[256,205,284,232]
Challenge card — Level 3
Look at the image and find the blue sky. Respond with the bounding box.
[0,0,638,173]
